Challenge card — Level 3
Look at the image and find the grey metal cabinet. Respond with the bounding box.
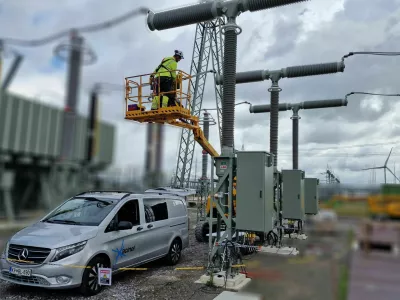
[281,169,305,220]
[236,151,275,232]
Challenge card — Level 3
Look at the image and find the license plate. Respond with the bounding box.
[9,266,32,277]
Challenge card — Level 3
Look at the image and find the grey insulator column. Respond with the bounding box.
[60,32,83,161]
[292,115,299,169]
[270,89,279,166]
[202,113,210,179]
[221,29,237,149]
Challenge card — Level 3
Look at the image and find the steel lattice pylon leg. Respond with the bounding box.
[173,19,225,189]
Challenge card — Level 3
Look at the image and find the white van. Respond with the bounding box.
[0,190,189,296]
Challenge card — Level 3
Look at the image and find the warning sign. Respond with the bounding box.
[98,268,112,286]
[220,162,227,170]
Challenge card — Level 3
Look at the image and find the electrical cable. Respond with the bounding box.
[342,51,400,61]
[1,7,149,47]
[345,91,400,99]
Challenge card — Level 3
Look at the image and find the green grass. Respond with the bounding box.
[332,201,369,218]
[338,264,349,300]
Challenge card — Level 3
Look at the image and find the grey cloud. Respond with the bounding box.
[262,16,302,60]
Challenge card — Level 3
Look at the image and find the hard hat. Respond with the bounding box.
[174,50,184,59]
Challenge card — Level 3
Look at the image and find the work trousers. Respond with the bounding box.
[158,76,176,106]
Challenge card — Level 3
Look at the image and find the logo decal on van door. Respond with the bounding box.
[112,240,135,266]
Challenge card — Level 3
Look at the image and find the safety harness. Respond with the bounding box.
[154,57,174,78]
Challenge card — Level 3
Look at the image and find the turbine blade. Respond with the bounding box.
[361,166,384,171]
[384,147,393,166]
[386,167,400,182]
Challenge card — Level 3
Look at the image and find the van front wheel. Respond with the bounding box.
[80,256,108,297]
[166,239,182,266]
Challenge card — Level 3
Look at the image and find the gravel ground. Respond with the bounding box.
[0,208,223,300]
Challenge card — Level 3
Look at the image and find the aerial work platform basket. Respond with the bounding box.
[124,70,219,157]
[125,70,198,129]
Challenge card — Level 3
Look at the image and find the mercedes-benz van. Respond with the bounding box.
[0,190,189,296]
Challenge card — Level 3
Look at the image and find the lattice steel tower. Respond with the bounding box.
[172,17,225,189]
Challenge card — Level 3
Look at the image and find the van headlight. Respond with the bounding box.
[51,241,87,262]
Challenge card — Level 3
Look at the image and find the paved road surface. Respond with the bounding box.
[348,251,400,300]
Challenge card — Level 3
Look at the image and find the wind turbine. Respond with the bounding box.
[361,147,400,183]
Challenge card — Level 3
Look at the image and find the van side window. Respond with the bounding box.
[118,200,140,225]
[106,200,140,231]
[143,198,169,222]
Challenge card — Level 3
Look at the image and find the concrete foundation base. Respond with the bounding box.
[195,272,251,291]
[284,233,308,240]
[259,245,299,255]
[213,291,263,300]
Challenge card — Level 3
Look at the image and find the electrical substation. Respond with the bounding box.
[123,0,349,289]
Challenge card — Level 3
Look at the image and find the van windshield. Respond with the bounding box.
[42,197,117,226]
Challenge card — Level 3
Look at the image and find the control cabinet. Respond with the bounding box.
[304,178,319,215]
[281,169,305,220]
[236,151,275,232]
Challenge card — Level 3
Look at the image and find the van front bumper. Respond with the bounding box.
[0,253,84,289]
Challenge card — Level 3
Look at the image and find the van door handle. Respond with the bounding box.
[147,224,153,229]
[137,226,143,231]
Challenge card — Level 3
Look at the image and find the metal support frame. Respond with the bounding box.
[173,18,224,189]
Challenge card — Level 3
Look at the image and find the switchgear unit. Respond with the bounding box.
[304,178,319,214]
[236,151,275,232]
[281,169,305,220]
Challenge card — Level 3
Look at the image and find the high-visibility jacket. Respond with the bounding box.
[153,56,177,79]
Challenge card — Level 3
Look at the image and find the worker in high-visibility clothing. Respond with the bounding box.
[151,50,184,110]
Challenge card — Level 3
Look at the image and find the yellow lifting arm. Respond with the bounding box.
[193,127,219,157]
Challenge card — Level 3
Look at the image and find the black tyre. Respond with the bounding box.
[166,238,182,265]
[195,221,209,243]
[80,256,109,297]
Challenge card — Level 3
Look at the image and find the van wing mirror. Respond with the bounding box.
[117,221,133,230]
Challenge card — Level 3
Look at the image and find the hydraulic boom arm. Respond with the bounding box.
[193,127,219,157]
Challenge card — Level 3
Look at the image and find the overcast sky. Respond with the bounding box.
[1,0,400,185]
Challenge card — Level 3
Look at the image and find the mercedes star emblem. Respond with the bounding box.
[18,248,29,261]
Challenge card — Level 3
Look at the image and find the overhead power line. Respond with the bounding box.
[1,6,149,47]
[346,91,400,99]
[342,51,400,61]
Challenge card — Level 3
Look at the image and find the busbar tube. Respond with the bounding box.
[147,0,307,31]
[244,0,309,12]
[301,98,348,109]
[282,61,345,78]
[249,103,290,113]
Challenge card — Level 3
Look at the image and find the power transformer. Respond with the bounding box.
[281,169,305,220]
[236,151,275,232]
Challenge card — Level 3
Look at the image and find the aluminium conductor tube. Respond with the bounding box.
[249,103,290,113]
[301,98,348,109]
[243,0,309,11]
